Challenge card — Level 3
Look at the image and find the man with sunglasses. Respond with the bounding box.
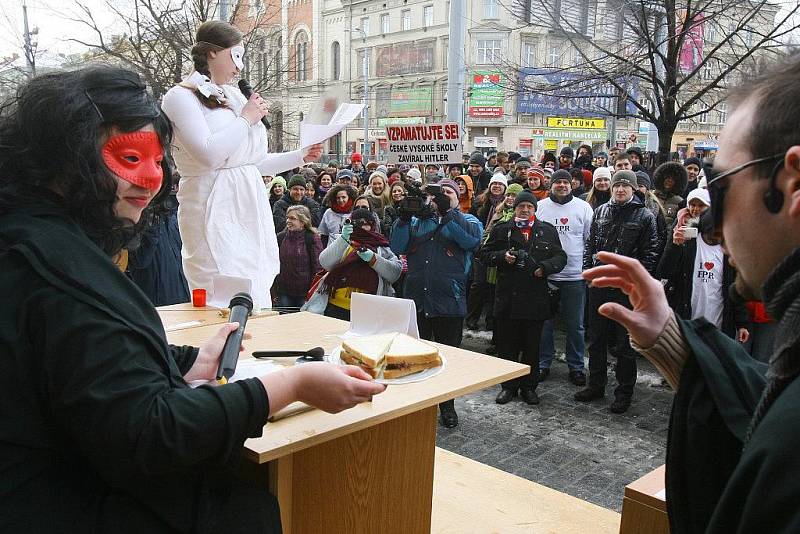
[583,57,800,532]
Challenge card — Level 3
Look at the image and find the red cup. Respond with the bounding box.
[192,288,207,307]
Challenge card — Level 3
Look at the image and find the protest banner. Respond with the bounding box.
[386,122,462,165]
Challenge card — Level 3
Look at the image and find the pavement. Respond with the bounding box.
[435,327,674,512]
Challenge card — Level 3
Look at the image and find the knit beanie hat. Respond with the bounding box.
[611,170,637,188]
[489,174,508,189]
[269,176,287,193]
[635,171,652,190]
[560,146,574,158]
[438,178,460,195]
[350,152,362,163]
[593,167,612,182]
[687,187,711,206]
[551,169,572,183]
[350,207,373,224]
[288,174,306,189]
[407,167,422,182]
[513,190,537,208]
[527,166,546,181]
[468,152,486,167]
[506,183,524,196]
[369,170,388,182]
[684,156,702,169]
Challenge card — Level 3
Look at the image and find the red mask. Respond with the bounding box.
[101,131,164,191]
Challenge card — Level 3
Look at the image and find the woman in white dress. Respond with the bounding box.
[162,21,321,309]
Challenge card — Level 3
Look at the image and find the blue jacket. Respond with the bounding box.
[390,209,483,317]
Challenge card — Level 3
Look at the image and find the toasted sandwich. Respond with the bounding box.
[383,333,442,379]
[340,333,396,378]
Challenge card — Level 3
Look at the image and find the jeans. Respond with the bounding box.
[539,280,587,371]
[418,312,463,415]
[496,317,544,391]
[586,287,637,399]
[277,294,306,309]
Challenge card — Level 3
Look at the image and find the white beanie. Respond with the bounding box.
[407,167,422,182]
[593,167,612,182]
[687,187,710,206]
[489,173,508,188]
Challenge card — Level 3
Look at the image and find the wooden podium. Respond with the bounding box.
[619,465,669,534]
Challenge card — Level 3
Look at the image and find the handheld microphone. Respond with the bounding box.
[237,79,271,129]
[216,292,254,381]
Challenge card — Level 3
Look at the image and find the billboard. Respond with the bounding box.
[678,12,705,73]
[517,68,637,116]
[375,42,435,77]
[388,87,433,117]
[469,71,504,118]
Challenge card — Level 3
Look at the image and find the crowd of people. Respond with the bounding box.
[222,140,774,424]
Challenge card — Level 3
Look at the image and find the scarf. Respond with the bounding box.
[485,192,506,223]
[590,189,611,207]
[322,226,389,295]
[515,215,537,241]
[331,198,354,214]
[549,193,574,205]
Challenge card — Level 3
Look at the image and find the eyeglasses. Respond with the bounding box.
[704,153,784,230]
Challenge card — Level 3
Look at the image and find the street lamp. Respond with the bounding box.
[349,27,370,160]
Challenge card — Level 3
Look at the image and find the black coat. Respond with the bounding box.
[272,194,321,233]
[0,206,273,532]
[583,195,660,274]
[656,235,748,338]
[480,219,567,320]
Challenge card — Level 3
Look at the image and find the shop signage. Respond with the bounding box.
[474,136,498,148]
[547,117,606,129]
[517,67,637,116]
[378,116,426,126]
[534,129,606,141]
[387,122,462,164]
[469,71,504,118]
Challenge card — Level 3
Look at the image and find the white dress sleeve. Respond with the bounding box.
[255,148,307,177]
[161,88,250,170]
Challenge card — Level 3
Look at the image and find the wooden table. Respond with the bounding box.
[619,465,669,534]
[156,302,277,332]
[166,311,528,534]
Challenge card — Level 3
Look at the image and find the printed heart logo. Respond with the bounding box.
[474,74,484,84]
[560,218,569,224]
[704,262,715,271]
[489,74,501,84]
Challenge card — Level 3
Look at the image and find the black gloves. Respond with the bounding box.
[433,192,451,215]
[398,207,413,222]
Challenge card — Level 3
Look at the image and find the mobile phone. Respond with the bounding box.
[683,227,698,239]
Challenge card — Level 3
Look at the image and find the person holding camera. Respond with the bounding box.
[480,191,567,405]
[656,188,749,342]
[390,178,483,428]
[314,207,402,321]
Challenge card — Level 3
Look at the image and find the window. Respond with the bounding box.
[381,13,390,34]
[705,21,716,42]
[424,5,433,27]
[295,32,308,81]
[484,0,499,19]
[248,0,264,17]
[331,41,340,80]
[522,41,537,67]
[272,35,282,85]
[701,61,713,81]
[547,43,560,67]
[698,108,708,124]
[476,39,502,64]
[361,17,370,36]
[717,102,727,124]
[402,10,411,30]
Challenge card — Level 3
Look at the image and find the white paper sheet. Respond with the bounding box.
[299,102,365,148]
[342,293,420,339]
[187,358,283,388]
[209,274,252,309]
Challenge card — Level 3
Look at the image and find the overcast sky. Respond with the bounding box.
[0,0,120,64]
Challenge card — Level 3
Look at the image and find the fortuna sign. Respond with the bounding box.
[547,117,606,129]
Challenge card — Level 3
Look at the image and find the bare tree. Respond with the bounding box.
[501,0,800,162]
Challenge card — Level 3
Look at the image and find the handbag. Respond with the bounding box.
[301,271,329,314]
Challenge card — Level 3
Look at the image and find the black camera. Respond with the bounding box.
[510,249,528,270]
[399,181,434,218]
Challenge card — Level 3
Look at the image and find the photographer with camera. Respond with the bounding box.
[479,191,567,406]
[390,178,483,428]
[656,188,749,342]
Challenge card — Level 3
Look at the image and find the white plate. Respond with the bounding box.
[328,345,446,385]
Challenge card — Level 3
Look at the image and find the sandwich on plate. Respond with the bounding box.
[339,332,442,379]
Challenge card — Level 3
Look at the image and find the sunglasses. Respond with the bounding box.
[704,153,784,231]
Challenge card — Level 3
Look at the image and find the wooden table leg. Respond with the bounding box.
[269,406,439,534]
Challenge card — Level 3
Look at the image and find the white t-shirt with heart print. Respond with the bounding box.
[691,236,725,328]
